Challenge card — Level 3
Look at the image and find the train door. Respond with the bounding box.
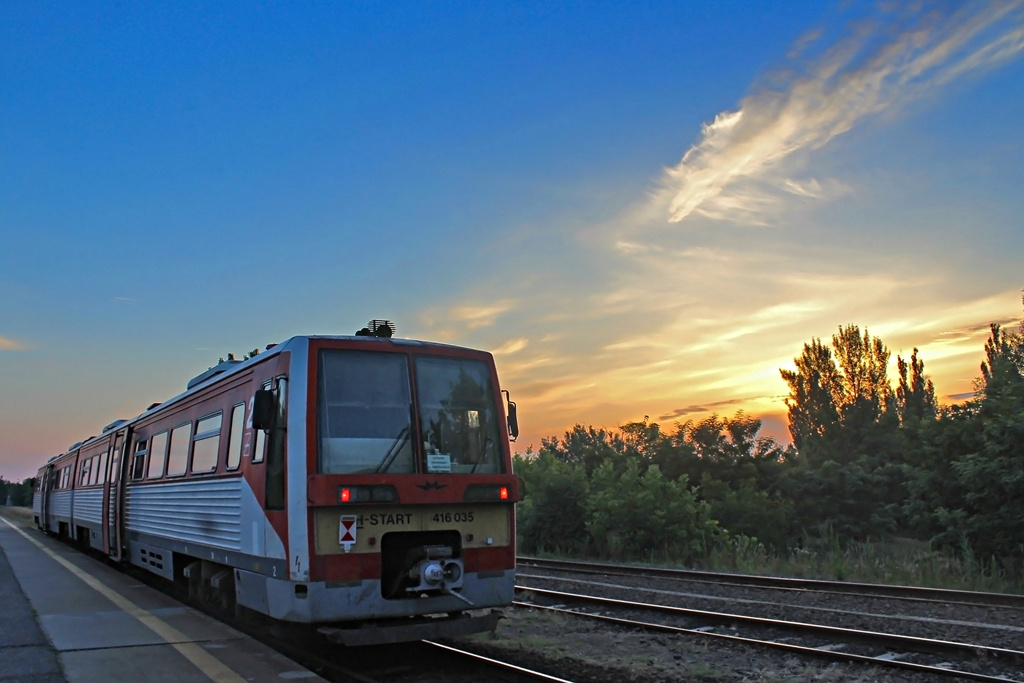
[39,463,54,531]
[251,364,290,573]
[101,429,130,559]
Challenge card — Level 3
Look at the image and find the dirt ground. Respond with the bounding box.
[452,605,929,682]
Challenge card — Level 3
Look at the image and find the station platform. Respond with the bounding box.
[0,509,327,683]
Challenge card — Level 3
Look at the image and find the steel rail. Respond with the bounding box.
[515,600,1018,682]
[517,584,1024,663]
[422,640,575,682]
[518,556,1024,608]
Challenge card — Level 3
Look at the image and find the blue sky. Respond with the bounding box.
[3,1,1023,481]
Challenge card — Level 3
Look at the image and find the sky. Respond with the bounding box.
[2,1,1023,482]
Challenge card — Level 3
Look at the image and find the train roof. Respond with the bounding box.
[60,331,492,457]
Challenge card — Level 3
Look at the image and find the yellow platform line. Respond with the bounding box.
[1,517,247,683]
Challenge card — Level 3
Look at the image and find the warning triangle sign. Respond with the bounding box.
[339,515,358,545]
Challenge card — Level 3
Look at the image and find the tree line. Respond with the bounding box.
[515,302,1024,578]
[1,476,35,507]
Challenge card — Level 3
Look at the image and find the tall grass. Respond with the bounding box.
[703,531,1023,594]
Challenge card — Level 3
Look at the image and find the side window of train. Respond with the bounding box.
[191,412,223,474]
[93,453,105,485]
[226,402,245,470]
[131,440,148,480]
[108,444,120,484]
[148,431,168,479]
[166,423,192,477]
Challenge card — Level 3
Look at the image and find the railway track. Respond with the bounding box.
[517,556,1024,609]
[518,556,1024,650]
[250,628,576,683]
[198,593,573,682]
[514,584,1024,681]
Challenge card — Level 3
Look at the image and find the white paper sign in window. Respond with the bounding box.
[427,453,451,473]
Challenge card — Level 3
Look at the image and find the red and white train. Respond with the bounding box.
[33,322,522,644]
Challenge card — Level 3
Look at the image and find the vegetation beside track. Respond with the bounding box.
[514,309,1024,593]
[0,506,34,525]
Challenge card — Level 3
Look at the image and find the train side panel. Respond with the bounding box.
[120,355,288,584]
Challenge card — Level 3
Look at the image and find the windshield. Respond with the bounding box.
[318,351,414,474]
[416,356,503,474]
[316,350,504,475]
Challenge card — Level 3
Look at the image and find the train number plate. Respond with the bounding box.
[314,505,511,555]
[428,510,475,524]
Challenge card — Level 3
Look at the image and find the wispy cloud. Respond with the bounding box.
[658,397,753,422]
[493,337,529,355]
[661,2,1024,225]
[0,336,28,351]
[450,301,516,330]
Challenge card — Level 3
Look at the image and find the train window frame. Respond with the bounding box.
[190,411,223,474]
[131,440,149,480]
[147,431,168,479]
[316,350,414,475]
[165,423,192,477]
[79,458,91,487]
[226,402,245,470]
[98,450,108,484]
[414,355,505,475]
[109,444,120,484]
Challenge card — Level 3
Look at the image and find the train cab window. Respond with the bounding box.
[191,412,222,474]
[148,432,168,478]
[226,403,245,470]
[253,427,266,463]
[415,356,504,474]
[166,423,191,477]
[131,440,148,480]
[316,351,414,474]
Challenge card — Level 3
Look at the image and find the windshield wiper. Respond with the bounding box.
[375,426,410,473]
[469,436,494,474]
